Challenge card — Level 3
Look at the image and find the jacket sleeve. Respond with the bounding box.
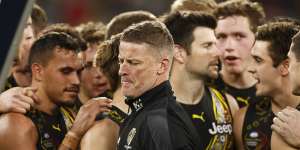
[144,109,173,150]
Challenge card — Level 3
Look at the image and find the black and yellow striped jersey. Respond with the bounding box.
[180,86,234,150]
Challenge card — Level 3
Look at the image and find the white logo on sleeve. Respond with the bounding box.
[124,128,136,150]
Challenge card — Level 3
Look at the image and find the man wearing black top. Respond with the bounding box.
[164,11,239,149]
[214,0,266,107]
[0,32,112,150]
[271,28,300,150]
[234,22,300,150]
[117,21,200,150]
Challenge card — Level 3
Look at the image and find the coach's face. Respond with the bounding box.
[118,41,162,98]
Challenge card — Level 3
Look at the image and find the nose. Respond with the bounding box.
[94,67,105,79]
[247,59,256,75]
[119,63,128,76]
[212,44,222,57]
[71,72,80,86]
[223,38,235,53]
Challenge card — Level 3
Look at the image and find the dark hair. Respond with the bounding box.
[163,11,216,54]
[94,35,121,92]
[79,22,106,44]
[106,11,157,40]
[170,0,217,13]
[214,0,265,32]
[291,31,300,61]
[29,32,81,67]
[268,16,300,27]
[121,21,174,56]
[256,22,300,67]
[31,4,48,36]
[41,23,87,51]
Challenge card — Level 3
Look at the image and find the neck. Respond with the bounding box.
[112,87,128,113]
[271,80,300,113]
[32,82,57,115]
[171,64,205,105]
[78,89,90,104]
[220,69,256,89]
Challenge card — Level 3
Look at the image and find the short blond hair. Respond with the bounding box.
[121,21,174,56]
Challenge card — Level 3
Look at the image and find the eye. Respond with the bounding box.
[216,34,226,40]
[253,56,263,64]
[203,42,215,49]
[127,60,140,65]
[83,62,93,70]
[118,58,124,65]
[60,67,74,75]
[234,33,245,40]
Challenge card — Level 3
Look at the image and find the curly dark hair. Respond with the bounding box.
[256,22,300,67]
[214,0,265,32]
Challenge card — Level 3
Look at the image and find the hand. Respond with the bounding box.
[0,87,39,114]
[70,97,112,138]
[271,106,300,148]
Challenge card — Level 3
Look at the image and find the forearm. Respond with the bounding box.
[59,131,81,150]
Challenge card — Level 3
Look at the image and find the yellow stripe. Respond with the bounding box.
[206,135,218,150]
[237,97,249,105]
[211,88,229,110]
[60,107,75,126]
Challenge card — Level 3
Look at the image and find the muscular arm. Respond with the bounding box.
[59,98,113,150]
[233,107,247,150]
[80,118,120,150]
[0,113,38,150]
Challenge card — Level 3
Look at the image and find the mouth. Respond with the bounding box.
[93,82,108,88]
[121,78,132,86]
[224,56,239,64]
[253,77,260,84]
[65,87,80,94]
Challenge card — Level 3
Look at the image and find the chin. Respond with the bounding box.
[255,90,263,97]
[224,66,243,74]
[62,99,76,107]
[209,72,219,80]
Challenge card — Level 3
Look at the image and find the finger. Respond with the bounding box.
[13,94,34,106]
[24,87,38,92]
[282,108,297,115]
[271,124,285,135]
[24,90,40,104]
[276,111,290,122]
[14,99,31,111]
[273,117,286,127]
[96,100,112,108]
[19,95,34,106]
[285,106,297,110]
[11,107,27,114]
[92,97,113,102]
[96,107,111,114]
[282,109,299,120]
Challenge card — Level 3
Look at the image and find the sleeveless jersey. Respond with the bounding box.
[209,75,258,108]
[181,87,234,150]
[243,99,300,150]
[26,107,75,150]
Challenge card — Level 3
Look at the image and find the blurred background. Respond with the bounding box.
[37,0,300,26]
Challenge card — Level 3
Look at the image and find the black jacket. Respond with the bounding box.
[117,81,202,150]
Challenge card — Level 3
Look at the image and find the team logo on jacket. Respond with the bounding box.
[124,128,136,150]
